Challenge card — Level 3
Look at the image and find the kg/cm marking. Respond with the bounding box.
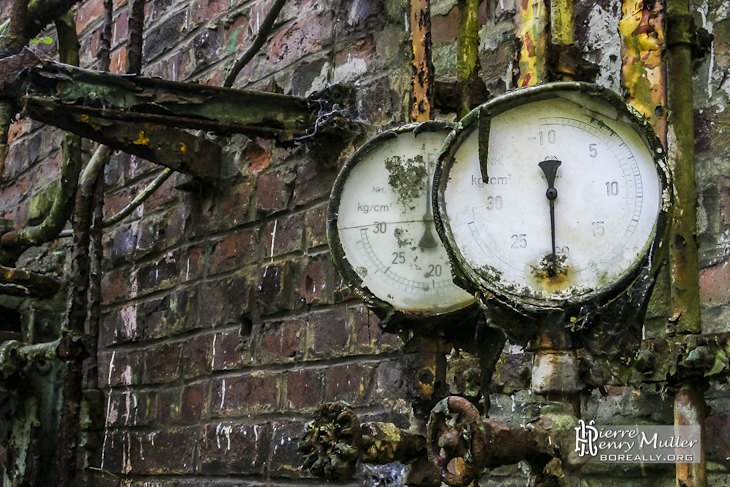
[357,203,391,214]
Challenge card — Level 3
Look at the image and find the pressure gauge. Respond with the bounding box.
[435,83,670,312]
[328,122,475,320]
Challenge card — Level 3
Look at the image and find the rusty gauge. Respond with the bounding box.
[434,83,671,312]
[328,122,475,321]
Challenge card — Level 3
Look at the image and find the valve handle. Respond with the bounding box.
[427,396,488,487]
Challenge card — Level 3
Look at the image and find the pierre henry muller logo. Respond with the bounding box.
[574,419,701,463]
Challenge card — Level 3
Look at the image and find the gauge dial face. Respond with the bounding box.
[438,88,666,308]
[329,124,474,315]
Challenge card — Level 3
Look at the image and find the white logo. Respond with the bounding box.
[574,419,599,457]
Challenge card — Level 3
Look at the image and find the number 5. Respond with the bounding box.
[589,143,597,158]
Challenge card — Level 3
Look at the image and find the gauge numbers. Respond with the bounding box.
[440,93,664,307]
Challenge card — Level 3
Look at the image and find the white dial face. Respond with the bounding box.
[333,127,474,314]
[441,95,663,307]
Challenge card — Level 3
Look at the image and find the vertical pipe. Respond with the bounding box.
[0,0,30,182]
[665,0,704,482]
[516,0,548,87]
[126,0,146,75]
[619,0,667,144]
[675,386,707,487]
[410,0,434,122]
[55,12,85,487]
[666,0,701,335]
[549,0,576,80]
[456,0,480,119]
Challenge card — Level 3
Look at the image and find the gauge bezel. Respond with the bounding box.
[327,121,477,323]
[433,82,671,312]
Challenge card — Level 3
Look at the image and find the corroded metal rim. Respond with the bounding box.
[433,82,672,314]
[327,121,477,326]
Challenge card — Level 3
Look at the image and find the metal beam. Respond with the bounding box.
[0,50,320,182]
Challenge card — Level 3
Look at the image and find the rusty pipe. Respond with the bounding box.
[410,0,434,121]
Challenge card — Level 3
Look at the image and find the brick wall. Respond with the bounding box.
[2,0,730,485]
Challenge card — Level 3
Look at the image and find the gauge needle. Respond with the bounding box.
[538,158,561,277]
[419,160,439,250]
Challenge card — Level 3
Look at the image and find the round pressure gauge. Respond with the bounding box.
[328,122,475,320]
[435,83,670,311]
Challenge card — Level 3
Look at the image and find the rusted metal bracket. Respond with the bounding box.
[0,49,321,183]
[300,398,557,486]
[0,264,62,297]
[299,402,427,482]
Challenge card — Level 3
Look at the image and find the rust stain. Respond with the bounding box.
[517,0,548,87]
[410,1,434,121]
[619,0,667,144]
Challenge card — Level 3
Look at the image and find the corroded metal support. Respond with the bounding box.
[619,0,666,143]
[0,264,62,297]
[516,0,548,87]
[0,50,320,181]
[456,0,481,119]
[0,338,60,378]
[666,0,701,335]
[299,402,427,481]
[427,396,554,487]
[675,386,707,487]
[410,0,434,121]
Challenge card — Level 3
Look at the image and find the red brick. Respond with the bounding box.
[297,256,334,305]
[256,171,289,211]
[212,329,245,371]
[182,334,211,379]
[431,5,458,44]
[325,364,368,403]
[101,268,126,304]
[197,280,226,328]
[220,180,254,225]
[269,422,308,478]
[268,12,333,68]
[265,212,304,257]
[189,0,231,25]
[110,46,127,74]
[104,189,134,221]
[224,14,251,54]
[213,373,278,416]
[198,422,271,475]
[245,139,272,174]
[294,158,337,204]
[304,204,328,248]
[153,388,181,424]
[112,9,130,45]
[353,306,384,347]
[144,170,179,209]
[287,369,323,410]
[700,258,730,306]
[131,428,197,474]
[256,261,300,315]
[98,350,144,387]
[181,383,207,422]
[76,0,105,33]
[209,229,260,274]
[261,318,301,361]
[143,343,182,384]
[310,308,349,357]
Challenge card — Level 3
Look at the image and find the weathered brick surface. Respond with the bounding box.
[198,422,271,475]
[3,0,730,486]
[212,373,279,416]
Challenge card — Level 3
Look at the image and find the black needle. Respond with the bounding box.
[419,159,439,249]
[538,158,561,277]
